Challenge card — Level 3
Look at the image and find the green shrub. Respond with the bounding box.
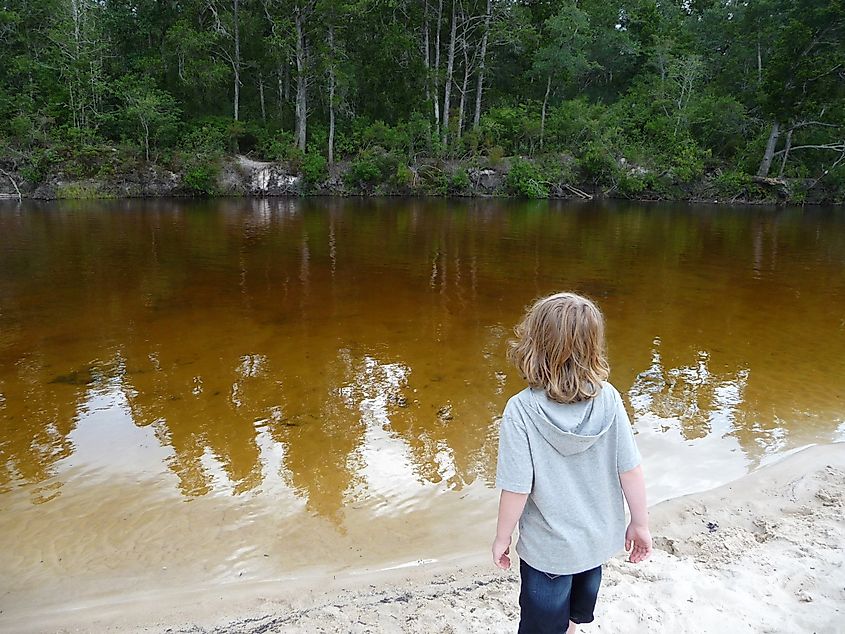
[617,172,647,196]
[449,168,471,195]
[344,149,398,190]
[56,183,108,199]
[578,142,618,184]
[506,158,549,198]
[544,99,605,151]
[478,104,533,154]
[9,115,33,142]
[713,169,752,196]
[417,165,448,195]
[184,164,217,196]
[181,119,229,159]
[260,131,298,162]
[394,163,416,189]
[488,145,505,167]
[300,150,327,187]
[20,148,57,183]
[670,139,709,183]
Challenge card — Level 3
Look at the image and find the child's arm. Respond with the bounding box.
[619,465,652,563]
[492,490,529,569]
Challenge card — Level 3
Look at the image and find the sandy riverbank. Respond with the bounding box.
[5,443,844,634]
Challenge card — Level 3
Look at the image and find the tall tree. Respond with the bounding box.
[533,1,594,150]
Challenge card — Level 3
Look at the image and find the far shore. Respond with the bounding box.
[1,154,838,206]
[3,443,843,634]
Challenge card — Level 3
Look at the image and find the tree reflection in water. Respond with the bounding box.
[0,198,843,519]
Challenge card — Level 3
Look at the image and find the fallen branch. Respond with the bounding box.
[0,167,22,201]
[562,183,592,200]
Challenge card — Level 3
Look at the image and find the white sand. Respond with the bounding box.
[4,443,844,633]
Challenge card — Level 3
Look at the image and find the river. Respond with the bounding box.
[1,197,843,619]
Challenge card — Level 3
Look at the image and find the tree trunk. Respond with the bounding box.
[473,0,492,130]
[442,0,457,148]
[540,74,551,152]
[456,22,470,140]
[328,24,336,166]
[294,6,308,151]
[423,2,430,104]
[433,0,442,134]
[233,0,240,120]
[143,120,150,161]
[259,72,266,123]
[757,121,781,177]
[778,127,793,177]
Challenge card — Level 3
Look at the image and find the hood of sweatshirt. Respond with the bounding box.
[514,384,616,456]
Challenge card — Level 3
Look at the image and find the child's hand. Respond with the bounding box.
[625,523,653,563]
[492,535,512,569]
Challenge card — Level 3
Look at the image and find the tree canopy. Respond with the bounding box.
[1,0,844,200]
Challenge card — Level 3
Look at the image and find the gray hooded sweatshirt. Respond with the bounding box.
[495,382,641,575]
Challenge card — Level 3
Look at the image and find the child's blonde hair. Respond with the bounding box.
[508,292,610,404]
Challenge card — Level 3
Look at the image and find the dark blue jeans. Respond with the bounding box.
[518,560,602,633]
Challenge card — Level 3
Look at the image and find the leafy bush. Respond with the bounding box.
[260,131,298,162]
[687,94,749,158]
[344,149,398,190]
[449,168,471,195]
[578,142,619,184]
[617,172,647,196]
[394,163,416,189]
[418,166,448,195]
[713,169,753,196]
[180,119,230,159]
[478,105,533,154]
[488,145,505,167]
[506,158,549,198]
[183,164,217,196]
[20,148,58,183]
[56,183,107,199]
[669,139,709,183]
[544,99,605,151]
[300,150,327,188]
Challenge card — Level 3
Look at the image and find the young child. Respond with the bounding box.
[492,292,652,634]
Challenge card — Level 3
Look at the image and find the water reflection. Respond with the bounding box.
[0,199,844,521]
[629,338,750,442]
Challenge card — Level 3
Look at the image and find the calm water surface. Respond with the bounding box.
[1,198,844,616]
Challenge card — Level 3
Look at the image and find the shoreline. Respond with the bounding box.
[3,442,843,633]
[1,155,839,206]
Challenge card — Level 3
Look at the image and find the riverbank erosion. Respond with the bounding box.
[0,154,840,205]
[3,443,842,633]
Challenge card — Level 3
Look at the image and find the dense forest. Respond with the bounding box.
[1,0,844,201]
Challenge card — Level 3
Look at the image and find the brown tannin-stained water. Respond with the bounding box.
[0,197,844,620]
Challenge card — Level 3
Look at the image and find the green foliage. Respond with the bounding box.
[449,168,471,195]
[344,149,399,191]
[180,119,230,159]
[506,158,550,198]
[56,183,108,199]
[713,169,753,197]
[2,0,843,201]
[578,142,619,184]
[617,172,647,196]
[20,148,58,183]
[183,164,217,196]
[488,145,505,167]
[418,166,449,195]
[669,139,709,183]
[543,99,605,151]
[394,163,416,189]
[300,151,328,188]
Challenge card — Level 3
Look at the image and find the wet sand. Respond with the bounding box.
[4,443,843,634]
